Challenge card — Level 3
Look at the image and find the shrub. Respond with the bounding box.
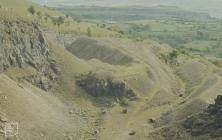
[169,50,179,60]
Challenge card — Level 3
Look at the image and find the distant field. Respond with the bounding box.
[56,6,211,21]
[121,19,222,57]
[57,6,222,58]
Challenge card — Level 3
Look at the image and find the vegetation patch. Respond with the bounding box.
[159,50,179,66]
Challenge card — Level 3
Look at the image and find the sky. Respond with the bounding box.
[32,0,222,18]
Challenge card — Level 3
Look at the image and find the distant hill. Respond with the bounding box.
[56,6,211,21]
[32,0,222,18]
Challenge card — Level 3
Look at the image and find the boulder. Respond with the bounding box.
[149,118,156,123]
[183,95,222,137]
[76,73,136,104]
[0,116,8,122]
[128,130,136,136]
[121,108,127,114]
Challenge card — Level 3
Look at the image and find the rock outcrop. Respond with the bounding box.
[76,72,136,105]
[183,95,222,138]
[0,21,47,70]
[0,20,59,90]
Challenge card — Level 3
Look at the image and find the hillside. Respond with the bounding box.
[0,74,94,140]
[1,0,222,140]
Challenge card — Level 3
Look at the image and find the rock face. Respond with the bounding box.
[0,21,48,71]
[0,20,59,90]
[183,95,222,138]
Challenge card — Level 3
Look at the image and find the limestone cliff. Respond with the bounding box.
[0,20,59,90]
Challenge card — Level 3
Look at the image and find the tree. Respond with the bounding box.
[57,16,64,27]
[28,6,35,15]
[51,17,57,26]
[87,27,92,37]
[51,16,64,34]
[51,16,64,27]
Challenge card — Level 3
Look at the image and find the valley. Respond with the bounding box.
[0,0,222,140]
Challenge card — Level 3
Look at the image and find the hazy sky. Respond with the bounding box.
[33,0,221,7]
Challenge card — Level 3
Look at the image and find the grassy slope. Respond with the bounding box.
[0,74,94,140]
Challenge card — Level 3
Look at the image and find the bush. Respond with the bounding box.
[159,50,179,66]
[169,50,179,60]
